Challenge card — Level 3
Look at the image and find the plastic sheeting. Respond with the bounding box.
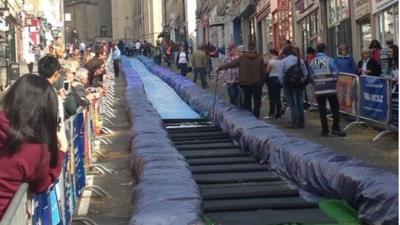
[137,56,398,225]
[127,58,200,120]
[122,56,204,225]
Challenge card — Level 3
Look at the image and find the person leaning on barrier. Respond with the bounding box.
[357,49,381,76]
[73,68,99,104]
[0,75,68,219]
[309,43,346,137]
[38,55,67,123]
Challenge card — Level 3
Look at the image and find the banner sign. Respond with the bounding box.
[391,90,398,127]
[337,74,357,114]
[359,76,388,123]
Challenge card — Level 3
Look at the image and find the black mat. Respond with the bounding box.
[191,163,268,174]
[187,157,257,166]
[181,149,247,158]
[204,197,318,212]
[207,209,336,225]
[193,171,280,184]
[175,142,237,150]
[201,185,298,200]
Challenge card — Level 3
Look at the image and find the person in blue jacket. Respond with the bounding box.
[309,43,346,137]
[334,44,357,74]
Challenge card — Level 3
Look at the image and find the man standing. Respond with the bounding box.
[309,43,346,137]
[112,45,121,77]
[135,40,141,56]
[281,45,308,128]
[217,43,265,118]
[191,45,208,89]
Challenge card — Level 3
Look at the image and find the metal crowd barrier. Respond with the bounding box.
[0,55,117,225]
[303,73,397,141]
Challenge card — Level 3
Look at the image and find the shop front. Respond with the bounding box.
[325,0,352,56]
[255,0,271,55]
[270,0,293,50]
[295,0,321,55]
[372,0,398,46]
[354,0,372,60]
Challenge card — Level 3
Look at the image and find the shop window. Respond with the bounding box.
[300,10,320,54]
[327,0,349,27]
[360,20,371,50]
[377,4,399,45]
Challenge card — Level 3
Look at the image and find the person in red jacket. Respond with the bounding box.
[0,74,68,219]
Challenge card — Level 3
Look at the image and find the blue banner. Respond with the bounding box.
[359,76,388,123]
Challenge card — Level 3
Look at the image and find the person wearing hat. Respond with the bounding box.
[217,43,266,118]
[223,43,240,105]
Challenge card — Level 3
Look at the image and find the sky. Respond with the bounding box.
[187,0,196,37]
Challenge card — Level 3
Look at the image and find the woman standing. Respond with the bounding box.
[265,49,283,118]
[0,75,67,219]
[387,45,399,91]
[357,49,381,76]
[334,44,357,74]
[176,45,189,77]
[369,40,382,64]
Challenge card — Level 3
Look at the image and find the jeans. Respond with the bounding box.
[283,86,305,126]
[316,94,341,133]
[178,63,188,76]
[266,76,282,117]
[28,63,34,74]
[193,68,207,88]
[227,83,240,106]
[113,59,120,77]
[240,85,263,118]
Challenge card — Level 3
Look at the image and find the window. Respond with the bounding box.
[327,0,349,26]
[300,10,320,54]
[360,20,371,50]
[377,4,399,45]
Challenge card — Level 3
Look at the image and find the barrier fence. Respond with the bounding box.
[0,57,116,225]
[304,73,397,141]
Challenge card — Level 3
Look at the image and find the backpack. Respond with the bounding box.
[283,57,305,88]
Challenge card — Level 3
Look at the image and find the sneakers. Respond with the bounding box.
[331,129,347,137]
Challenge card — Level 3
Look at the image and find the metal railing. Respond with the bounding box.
[0,183,30,225]
[303,73,398,141]
[0,54,117,225]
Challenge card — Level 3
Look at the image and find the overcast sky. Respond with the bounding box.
[187,0,196,37]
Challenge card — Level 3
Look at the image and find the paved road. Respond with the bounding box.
[72,75,132,225]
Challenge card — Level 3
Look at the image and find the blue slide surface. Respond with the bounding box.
[128,58,201,120]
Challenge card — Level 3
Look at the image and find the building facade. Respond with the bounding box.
[162,0,187,43]
[64,0,112,44]
[112,0,135,41]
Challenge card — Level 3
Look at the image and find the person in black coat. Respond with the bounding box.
[357,49,381,76]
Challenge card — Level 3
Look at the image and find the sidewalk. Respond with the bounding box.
[72,75,132,225]
[160,61,398,174]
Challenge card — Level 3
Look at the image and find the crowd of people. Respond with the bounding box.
[118,37,398,137]
[216,39,398,137]
[0,41,114,219]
